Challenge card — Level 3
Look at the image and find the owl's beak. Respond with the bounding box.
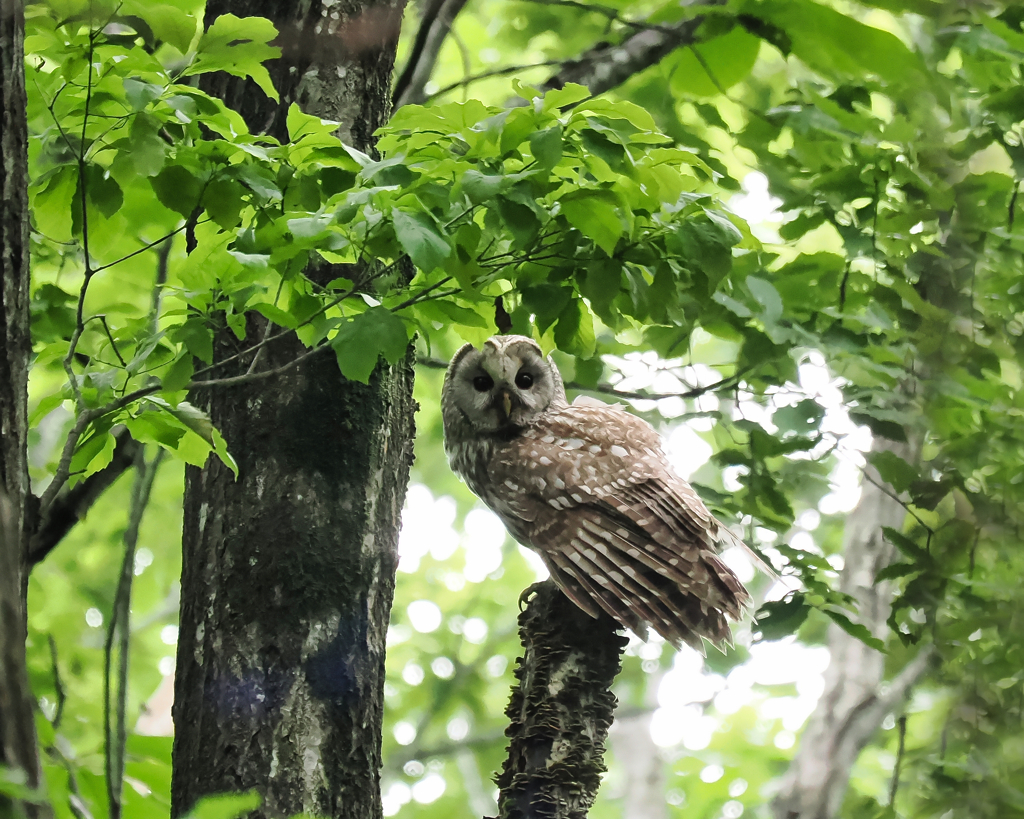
[501,390,513,418]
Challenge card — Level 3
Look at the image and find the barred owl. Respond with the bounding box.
[441,335,753,652]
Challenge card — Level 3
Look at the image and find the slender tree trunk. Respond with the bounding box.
[170,3,413,818]
[0,0,49,814]
[771,440,933,819]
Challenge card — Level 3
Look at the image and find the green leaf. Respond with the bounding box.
[147,398,239,476]
[553,299,596,358]
[746,276,783,324]
[530,125,563,170]
[392,209,450,272]
[83,163,122,217]
[171,319,214,365]
[162,355,194,392]
[849,411,908,443]
[29,392,66,426]
[774,399,825,435]
[669,27,761,97]
[559,189,628,256]
[332,307,410,383]
[461,170,506,204]
[496,195,541,249]
[186,14,281,101]
[823,609,886,652]
[124,1,198,52]
[203,178,245,229]
[881,527,931,563]
[152,166,203,217]
[251,303,298,329]
[755,594,810,640]
[875,562,920,582]
[748,0,925,86]
[579,258,623,320]
[866,449,919,494]
[416,300,488,329]
[32,164,78,242]
[184,792,262,819]
[69,429,116,481]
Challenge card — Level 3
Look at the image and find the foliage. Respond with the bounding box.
[17,0,1024,818]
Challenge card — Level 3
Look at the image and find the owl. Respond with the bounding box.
[442,334,754,652]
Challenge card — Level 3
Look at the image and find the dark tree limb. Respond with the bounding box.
[538,2,720,98]
[29,428,141,566]
[393,0,472,108]
[494,581,627,819]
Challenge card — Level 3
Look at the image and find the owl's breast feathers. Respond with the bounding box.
[465,402,752,651]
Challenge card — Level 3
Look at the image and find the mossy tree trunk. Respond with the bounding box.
[170,2,414,818]
[496,582,626,819]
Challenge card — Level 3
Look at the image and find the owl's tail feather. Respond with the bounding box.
[538,505,742,653]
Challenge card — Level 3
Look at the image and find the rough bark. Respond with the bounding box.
[495,581,627,819]
[538,14,709,99]
[771,440,934,819]
[0,0,48,813]
[170,2,414,818]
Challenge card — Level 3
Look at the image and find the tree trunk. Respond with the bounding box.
[170,3,414,818]
[771,440,933,819]
[495,581,626,819]
[0,0,48,814]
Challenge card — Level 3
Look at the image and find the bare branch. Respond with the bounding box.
[104,448,163,819]
[425,61,564,101]
[537,3,720,99]
[415,355,747,401]
[393,0,473,108]
[29,428,141,566]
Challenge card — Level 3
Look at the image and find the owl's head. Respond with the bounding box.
[442,335,567,438]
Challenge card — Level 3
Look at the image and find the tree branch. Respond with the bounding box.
[494,581,626,819]
[537,2,719,98]
[29,427,141,566]
[393,0,472,108]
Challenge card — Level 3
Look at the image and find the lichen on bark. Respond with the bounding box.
[495,581,627,819]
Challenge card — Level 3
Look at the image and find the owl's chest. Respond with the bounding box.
[449,436,534,524]
[449,438,499,500]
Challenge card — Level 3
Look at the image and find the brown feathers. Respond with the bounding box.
[442,336,754,652]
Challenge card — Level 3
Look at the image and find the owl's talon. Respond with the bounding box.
[518,582,546,610]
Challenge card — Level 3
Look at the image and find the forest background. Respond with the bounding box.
[2,0,1023,818]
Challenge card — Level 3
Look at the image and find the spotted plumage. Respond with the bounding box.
[442,335,753,651]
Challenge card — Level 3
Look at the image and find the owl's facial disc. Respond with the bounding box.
[461,337,552,432]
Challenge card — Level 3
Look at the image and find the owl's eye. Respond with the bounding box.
[515,371,534,389]
[472,375,494,392]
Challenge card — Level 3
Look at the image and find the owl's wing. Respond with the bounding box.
[492,403,750,651]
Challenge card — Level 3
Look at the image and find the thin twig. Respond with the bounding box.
[425,60,565,100]
[90,222,194,275]
[103,447,164,819]
[96,316,126,367]
[889,714,907,807]
[390,276,454,311]
[48,635,67,730]
[859,468,934,533]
